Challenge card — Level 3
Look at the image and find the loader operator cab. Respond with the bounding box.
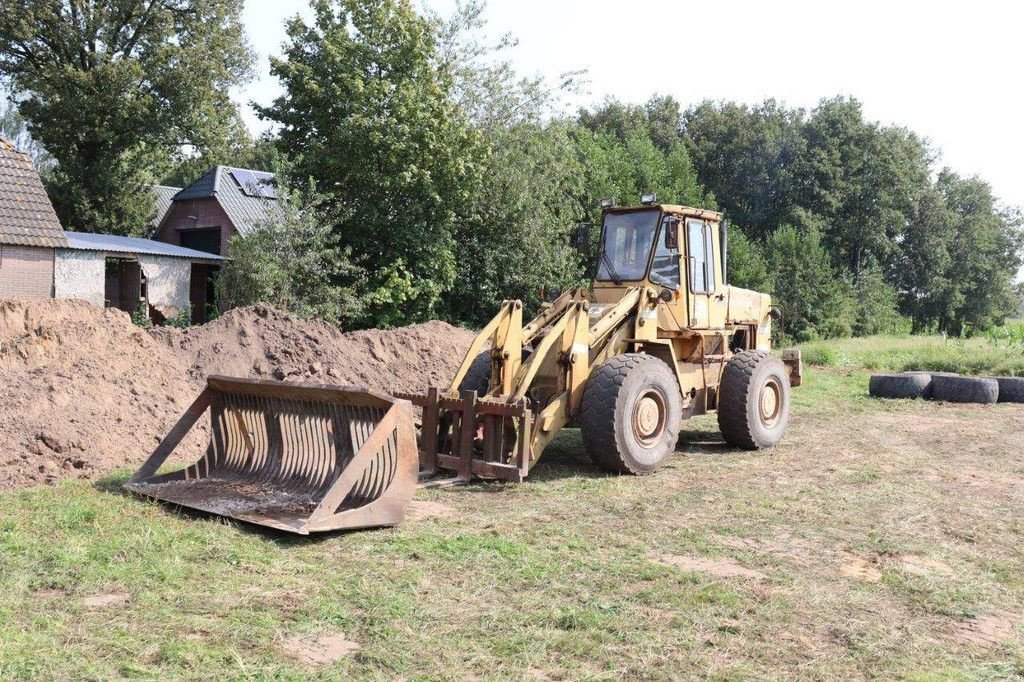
[593,202,729,330]
[595,205,718,292]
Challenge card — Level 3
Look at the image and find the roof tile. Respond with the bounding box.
[0,137,67,248]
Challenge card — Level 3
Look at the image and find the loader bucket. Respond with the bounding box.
[125,376,418,534]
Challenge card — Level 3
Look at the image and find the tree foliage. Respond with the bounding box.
[0,0,253,234]
[218,173,362,325]
[260,0,486,327]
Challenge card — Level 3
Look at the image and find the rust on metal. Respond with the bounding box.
[125,376,418,534]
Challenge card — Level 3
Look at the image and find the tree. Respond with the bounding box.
[893,187,957,332]
[683,99,805,240]
[765,222,852,341]
[218,174,363,325]
[937,170,1024,333]
[432,1,587,324]
[798,97,931,277]
[0,0,254,235]
[260,0,486,327]
[0,92,51,172]
[725,224,771,294]
[850,263,902,336]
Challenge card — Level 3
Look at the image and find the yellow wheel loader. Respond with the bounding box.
[127,199,801,534]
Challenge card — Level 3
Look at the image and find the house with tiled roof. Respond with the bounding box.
[0,137,68,298]
[154,165,278,257]
[0,137,222,322]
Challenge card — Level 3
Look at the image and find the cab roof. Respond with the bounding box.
[604,204,724,222]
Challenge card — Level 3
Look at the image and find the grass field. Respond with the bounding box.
[1,337,1023,679]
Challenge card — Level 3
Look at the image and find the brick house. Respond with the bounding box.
[154,166,277,321]
[0,137,222,322]
[0,137,68,298]
[155,165,277,256]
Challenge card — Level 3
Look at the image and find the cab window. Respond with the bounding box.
[649,216,680,289]
[687,219,715,294]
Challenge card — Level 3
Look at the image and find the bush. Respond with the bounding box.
[217,173,363,326]
[131,302,152,328]
[165,304,192,329]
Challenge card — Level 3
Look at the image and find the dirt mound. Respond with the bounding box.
[0,300,476,490]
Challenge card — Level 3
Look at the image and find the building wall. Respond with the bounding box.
[156,198,237,256]
[138,255,191,317]
[54,249,106,306]
[0,244,55,299]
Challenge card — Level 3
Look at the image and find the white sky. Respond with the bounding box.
[238,0,1024,213]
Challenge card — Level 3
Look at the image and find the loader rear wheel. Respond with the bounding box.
[717,350,791,450]
[580,353,683,475]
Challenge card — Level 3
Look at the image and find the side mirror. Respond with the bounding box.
[574,222,591,249]
[664,217,679,250]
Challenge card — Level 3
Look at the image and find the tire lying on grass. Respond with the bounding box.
[930,375,999,404]
[989,376,1024,403]
[901,371,958,398]
[869,373,932,400]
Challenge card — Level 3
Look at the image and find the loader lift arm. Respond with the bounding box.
[395,286,646,485]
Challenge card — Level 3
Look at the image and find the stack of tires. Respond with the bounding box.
[869,372,1024,404]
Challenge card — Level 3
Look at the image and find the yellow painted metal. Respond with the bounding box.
[422,202,792,480]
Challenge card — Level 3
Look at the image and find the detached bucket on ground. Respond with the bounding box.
[125,376,418,534]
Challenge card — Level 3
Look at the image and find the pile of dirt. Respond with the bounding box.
[0,300,476,490]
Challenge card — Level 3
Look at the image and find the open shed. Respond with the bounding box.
[56,232,223,323]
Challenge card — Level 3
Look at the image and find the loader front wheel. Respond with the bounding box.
[580,353,683,475]
[459,348,532,397]
[717,350,791,450]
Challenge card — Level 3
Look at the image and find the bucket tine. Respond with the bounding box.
[125,376,418,534]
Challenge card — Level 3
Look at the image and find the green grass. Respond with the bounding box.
[1,363,1023,678]
[799,331,1024,376]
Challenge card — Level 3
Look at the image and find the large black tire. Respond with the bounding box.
[458,351,494,396]
[580,353,683,475]
[458,348,532,397]
[902,371,960,398]
[931,375,999,404]
[718,350,792,450]
[991,376,1024,403]
[870,373,932,399]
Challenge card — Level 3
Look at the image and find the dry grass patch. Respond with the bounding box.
[0,364,1023,678]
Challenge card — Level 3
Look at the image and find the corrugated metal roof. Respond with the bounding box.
[151,184,181,230]
[62,231,223,261]
[0,137,68,248]
[172,165,278,236]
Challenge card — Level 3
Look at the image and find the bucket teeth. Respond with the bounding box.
[125,376,418,534]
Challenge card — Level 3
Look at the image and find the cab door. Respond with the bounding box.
[649,215,686,329]
[686,219,714,328]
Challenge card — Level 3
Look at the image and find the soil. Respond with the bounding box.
[280,633,360,667]
[0,300,476,490]
[653,554,766,580]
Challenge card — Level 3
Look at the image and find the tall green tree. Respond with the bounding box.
[218,172,363,325]
[937,170,1024,333]
[261,0,486,327]
[798,97,931,277]
[893,186,958,332]
[765,221,853,341]
[683,99,805,240]
[433,1,587,324]
[0,92,51,172]
[0,0,253,235]
[725,224,771,294]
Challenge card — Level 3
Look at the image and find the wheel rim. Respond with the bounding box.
[759,378,782,428]
[632,388,667,446]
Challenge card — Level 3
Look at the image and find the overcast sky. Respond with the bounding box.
[238,0,1023,212]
